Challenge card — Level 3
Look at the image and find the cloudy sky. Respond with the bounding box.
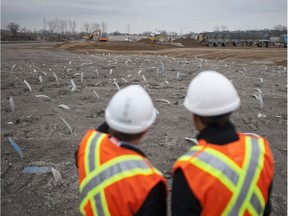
[1,0,287,34]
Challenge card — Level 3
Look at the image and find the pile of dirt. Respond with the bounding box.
[54,38,204,53]
[172,37,204,48]
[54,40,175,52]
[137,38,157,44]
[53,41,287,66]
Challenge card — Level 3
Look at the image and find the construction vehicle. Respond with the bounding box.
[197,31,287,47]
[83,29,108,42]
[99,32,108,42]
[147,32,168,42]
[279,34,287,47]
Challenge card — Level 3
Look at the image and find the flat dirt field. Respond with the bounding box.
[1,40,287,215]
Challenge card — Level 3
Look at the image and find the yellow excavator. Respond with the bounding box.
[147,32,168,42]
[83,29,108,42]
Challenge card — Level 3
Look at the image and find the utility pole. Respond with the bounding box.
[43,18,46,31]
[126,24,130,36]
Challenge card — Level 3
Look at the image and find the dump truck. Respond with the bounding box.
[197,31,286,47]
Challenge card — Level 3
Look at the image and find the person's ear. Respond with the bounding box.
[193,114,204,131]
[140,130,148,138]
[192,114,199,124]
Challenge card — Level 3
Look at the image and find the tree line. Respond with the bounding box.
[2,19,287,42]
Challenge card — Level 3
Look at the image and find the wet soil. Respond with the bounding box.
[1,41,287,215]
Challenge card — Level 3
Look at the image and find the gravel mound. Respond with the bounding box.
[173,37,204,48]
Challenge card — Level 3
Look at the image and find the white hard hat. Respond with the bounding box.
[105,85,156,134]
[183,71,240,116]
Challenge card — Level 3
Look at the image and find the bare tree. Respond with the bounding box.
[46,18,73,35]
[43,18,47,30]
[158,30,167,36]
[51,19,60,34]
[7,22,20,36]
[101,22,107,32]
[68,20,77,35]
[220,25,228,32]
[83,23,90,33]
[213,26,220,32]
[59,20,68,35]
[111,31,121,35]
[91,23,100,31]
[47,19,57,33]
[274,24,287,34]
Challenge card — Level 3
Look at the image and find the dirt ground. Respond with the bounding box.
[1,40,287,216]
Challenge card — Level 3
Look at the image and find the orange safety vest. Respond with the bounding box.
[173,132,274,216]
[77,129,167,216]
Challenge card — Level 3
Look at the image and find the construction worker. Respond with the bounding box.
[171,71,274,216]
[76,85,167,216]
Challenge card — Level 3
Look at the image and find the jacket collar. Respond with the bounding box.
[197,121,239,145]
[109,135,146,157]
[119,141,147,158]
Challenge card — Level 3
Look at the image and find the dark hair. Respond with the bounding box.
[109,129,144,142]
[197,112,232,126]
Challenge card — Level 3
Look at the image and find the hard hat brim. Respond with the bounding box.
[105,108,157,134]
[183,94,240,116]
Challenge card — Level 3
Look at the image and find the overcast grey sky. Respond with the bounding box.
[1,0,287,34]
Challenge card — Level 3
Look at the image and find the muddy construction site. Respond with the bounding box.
[1,39,287,215]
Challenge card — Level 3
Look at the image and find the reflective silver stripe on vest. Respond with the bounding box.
[229,138,261,216]
[184,149,239,186]
[183,150,198,158]
[80,159,150,202]
[250,192,262,215]
[184,138,264,214]
[95,193,105,216]
[197,151,239,185]
[88,133,102,172]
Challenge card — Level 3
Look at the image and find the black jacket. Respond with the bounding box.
[171,122,272,216]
